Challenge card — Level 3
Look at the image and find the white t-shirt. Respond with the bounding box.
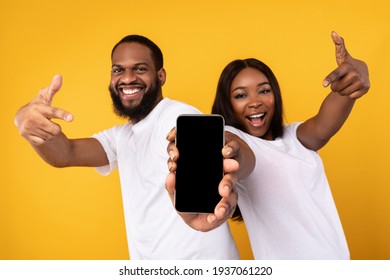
[226,123,349,260]
[92,98,239,260]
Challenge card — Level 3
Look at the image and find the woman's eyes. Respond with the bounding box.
[233,93,246,99]
[259,88,271,94]
[233,88,271,99]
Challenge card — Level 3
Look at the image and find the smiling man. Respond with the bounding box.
[109,37,164,123]
[14,35,239,260]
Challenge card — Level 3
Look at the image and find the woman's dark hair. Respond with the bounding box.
[111,35,164,70]
[211,58,285,221]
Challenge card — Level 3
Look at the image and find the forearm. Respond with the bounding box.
[31,132,76,168]
[317,91,355,135]
[298,91,355,150]
[225,131,255,179]
[31,134,109,168]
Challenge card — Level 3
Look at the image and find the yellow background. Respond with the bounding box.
[1,0,389,260]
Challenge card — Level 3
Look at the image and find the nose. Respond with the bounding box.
[120,69,137,84]
[248,96,262,108]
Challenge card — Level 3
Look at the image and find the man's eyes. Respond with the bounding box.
[134,67,147,73]
[111,67,147,74]
[112,67,123,73]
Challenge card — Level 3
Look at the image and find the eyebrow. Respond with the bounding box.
[111,62,150,68]
[232,82,270,92]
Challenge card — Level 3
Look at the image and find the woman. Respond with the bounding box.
[210,32,369,259]
[166,32,370,259]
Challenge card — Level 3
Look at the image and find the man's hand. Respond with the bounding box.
[165,128,239,232]
[322,31,370,99]
[14,74,74,146]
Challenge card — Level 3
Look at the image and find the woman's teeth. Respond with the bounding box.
[248,113,264,119]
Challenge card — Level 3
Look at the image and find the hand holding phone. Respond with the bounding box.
[175,114,225,213]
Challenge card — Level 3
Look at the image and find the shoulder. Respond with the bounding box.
[92,122,132,141]
[282,122,302,139]
[159,98,201,115]
[156,98,201,128]
[138,98,201,143]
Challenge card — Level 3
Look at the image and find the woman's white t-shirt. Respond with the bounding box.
[227,123,349,260]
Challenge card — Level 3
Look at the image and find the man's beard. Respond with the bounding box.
[109,78,160,121]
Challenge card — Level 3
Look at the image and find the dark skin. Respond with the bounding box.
[165,31,370,232]
[166,129,255,232]
[297,32,370,151]
[14,41,252,233]
[14,43,165,168]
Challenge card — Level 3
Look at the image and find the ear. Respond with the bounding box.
[158,68,167,86]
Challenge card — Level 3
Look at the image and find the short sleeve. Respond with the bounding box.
[91,127,120,175]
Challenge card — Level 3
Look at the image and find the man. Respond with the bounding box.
[14,35,239,259]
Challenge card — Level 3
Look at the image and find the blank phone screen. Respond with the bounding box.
[175,114,224,213]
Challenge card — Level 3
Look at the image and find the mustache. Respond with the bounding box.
[116,81,146,88]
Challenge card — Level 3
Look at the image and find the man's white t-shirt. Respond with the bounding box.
[227,123,349,260]
[93,98,239,259]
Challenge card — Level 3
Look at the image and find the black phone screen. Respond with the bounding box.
[175,114,224,213]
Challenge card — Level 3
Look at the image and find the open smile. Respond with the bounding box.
[246,113,266,127]
[118,84,146,100]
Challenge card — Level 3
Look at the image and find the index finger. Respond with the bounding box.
[45,106,74,122]
[322,62,351,88]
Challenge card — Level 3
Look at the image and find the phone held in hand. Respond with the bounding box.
[175,114,225,213]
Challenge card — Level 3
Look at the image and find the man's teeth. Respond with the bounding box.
[248,113,264,119]
[123,88,141,95]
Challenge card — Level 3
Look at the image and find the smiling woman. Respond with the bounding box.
[229,67,276,140]
[209,32,370,259]
[212,59,284,141]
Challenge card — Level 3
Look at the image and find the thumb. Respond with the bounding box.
[47,74,63,104]
[38,74,63,105]
[332,31,349,66]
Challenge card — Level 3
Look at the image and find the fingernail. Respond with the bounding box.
[65,114,73,122]
[169,150,175,161]
[219,207,226,216]
[322,80,329,87]
[209,215,217,223]
[225,147,233,156]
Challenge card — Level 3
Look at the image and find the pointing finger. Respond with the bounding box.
[322,62,351,88]
[46,106,74,122]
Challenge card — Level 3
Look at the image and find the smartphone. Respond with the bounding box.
[175,114,225,213]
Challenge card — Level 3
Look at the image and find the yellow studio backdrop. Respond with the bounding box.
[1,0,389,260]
